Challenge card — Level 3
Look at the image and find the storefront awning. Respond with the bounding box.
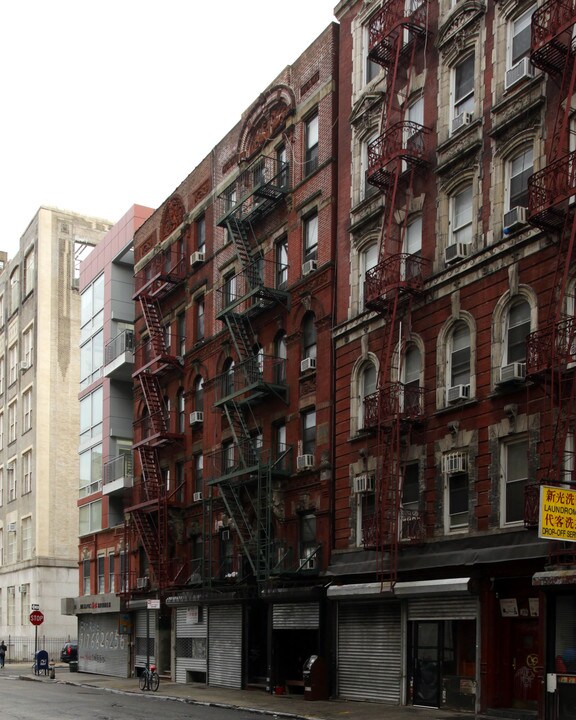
[326,577,470,599]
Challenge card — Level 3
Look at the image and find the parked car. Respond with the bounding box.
[60,642,78,663]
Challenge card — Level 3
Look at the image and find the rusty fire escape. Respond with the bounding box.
[127,243,187,591]
[362,0,431,587]
[202,154,292,585]
[525,1,576,562]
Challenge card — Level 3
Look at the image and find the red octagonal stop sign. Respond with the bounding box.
[30,610,44,626]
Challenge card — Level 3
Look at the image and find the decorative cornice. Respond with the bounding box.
[437,1,486,57]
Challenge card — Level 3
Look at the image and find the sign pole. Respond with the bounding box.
[34,625,37,661]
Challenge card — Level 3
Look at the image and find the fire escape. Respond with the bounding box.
[127,243,187,591]
[525,1,576,563]
[205,154,292,585]
[363,0,431,587]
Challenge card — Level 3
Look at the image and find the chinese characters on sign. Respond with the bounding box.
[539,485,576,542]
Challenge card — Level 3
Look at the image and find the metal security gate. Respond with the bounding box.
[337,602,401,702]
[175,606,207,684]
[78,613,130,677]
[272,603,319,629]
[208,605,242,689]
[135,610,156,669]
[407,596,478,620]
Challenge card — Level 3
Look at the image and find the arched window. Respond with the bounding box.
[275,332,287,383]
[505,299,531,365]
[302,313,317,362]
[177,388,185,433]
[402,345,422,413]
[448,322,471,398]
[222,358,235,398]
[358,362,377,430]
[359,243,378,309]
[194,376,204,413]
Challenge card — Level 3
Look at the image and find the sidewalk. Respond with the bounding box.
[0,661,473,720]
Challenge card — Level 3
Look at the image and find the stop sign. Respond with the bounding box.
[30,610,44,626]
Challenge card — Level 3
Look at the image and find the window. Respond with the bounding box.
[22,450,32,494]
[402,463,420,539]
[0,355,4,394]
[359,362,377,430]
[0,413,4,452]
[177,312,186,357]
[453,55,475,123]
[7,464,15,502]
[8,401,17,444]
[507,148,533,210]
[222,358,235,398]
[223,440,235,472]
[0,468,3,506]
[277,144,289,187]
[194,376,204,413]
[361,133,378,201]
[195,295,205,341]
[177,389,186,433]
[79,444,102,497]
[509,6,535,69]
[302,313,317,361]
[302,409,317,456]
[505,300,531,364]
[7,587,15,625]
[80,274,104,342]
[8,343,17,386]
[176,461,185,503]
[194,453,203,495]
[80,387,103,444]
[97,555,105,594]
[275,423,287,469]
[360,243,378,309]
[450,185,473,245]
[445,470,469,532]
[22,325,34,367]
[79,500,102,536]
[300,513,317,563]
[364,24,380,84]
[24,250,35,297]
[502,439,528,525]
[196,216,205,253]
[82,558,91,595]
[276,237,288,289]
[7,528,15,564]
[223,272,236,308]
[80,330,103,389]
[303,212,318,262]
[0,295,4,326]
[21,516,31,560]
[304,113,319,176]
[402,345,422,413]
[109,553,115,593]
[0,529,3,565]
[357,490,376,546]
[20,585,27,624]
[275,332,287,383]
[74,240,95,286]
[10,269,19,314]
[449,322,471,390]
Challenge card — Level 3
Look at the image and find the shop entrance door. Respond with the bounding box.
[508,619,540,710]
[412,621,440,707]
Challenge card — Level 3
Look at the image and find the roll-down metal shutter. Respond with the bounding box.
[78,613,130,677]
[407,596,478,620]
[175,606,207,684]
[208,605,242,689]
[273,603,319,629]
[135,609,156,668]
[338,602,401,703]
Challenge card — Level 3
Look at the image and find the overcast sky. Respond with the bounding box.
[0,1,337,258]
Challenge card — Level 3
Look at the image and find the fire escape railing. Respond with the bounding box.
[368,0,430,67]
[528,151,576,230]
[214,259,289,319]
[206,442,293,485]
[134,246,186,299]
[531,0,576,76]
[367,121,431,190]
[213,355,287,405]
[104,329,134,365]
[364,254,429,310]
[526,317,576,375]
[363,508,425,547]
[364,382,425,427]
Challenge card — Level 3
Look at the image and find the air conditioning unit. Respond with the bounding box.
[19,361,29,372]
[189,411,204,425]
[447,384,470,403]
[297,454,315,470]
[499,362,526,384]
[18,584,27,593]
[302,259,317,276]
[136,577,148,589]
[505,57,534,90]
[190,251,205,267]
[353,473,375,494]
[221,529,230,541]
[443,451,468,475]
[7,522,16,533]
[452,112,473,133]
[300,357,317,373]
[503,206,528,234]
[445,242,469,265]
[300,556,317,571]
[193,491,203,502]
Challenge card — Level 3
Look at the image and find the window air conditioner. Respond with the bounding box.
[505,57,534,90]
[297,454,315,470]
[499,362,526,384]
[190,251,205,267]
[302,259,317,276]
[503,206,528,234]
[136,577,148,589]
[445,242,469,265]
[300,556,317,571]
[193,491,203,502]
[447,384,470,403]
[19,361,29,372]
[452,112,473,133]
[189,411,204,425]
[442,451,468,475]
[7,522,16,533]
[353,473,375,494]
[300,357,317,373]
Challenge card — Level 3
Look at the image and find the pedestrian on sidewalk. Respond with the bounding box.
[0,640,7,668]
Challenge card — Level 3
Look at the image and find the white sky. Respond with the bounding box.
[0,1,337,258]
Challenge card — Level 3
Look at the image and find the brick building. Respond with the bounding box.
[329,0,576,718]
[124,23,338,690]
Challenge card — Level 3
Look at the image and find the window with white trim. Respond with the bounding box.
[445,470,469,532]
[23,250,35,297]
[0,413,4,452]
[22,450,32,495]
[302,409,317,457]
[82,559,91,595]
[402,345,422,413]
[364,23,380,84]
[304,113,319,177]
[0,356,4,395]
[507,147,533,211]
[7,464,15,503]
[303,212,318,262]
[22,389,32,433]
[361,132,378,201]
[21,584,29,624]
[21,516,31,560]
[97,554,105,594]
[452,55,475,126]
[501,438,528,525]
[79,500,102,536]
[505,300,531,364]
[359,242,378,309]
[8,401,16,444]
[449,322,471,389]
[302,313,317,361]
[7,587,15,624]
[508,6,535,71]
[0,529,3,565]
[359,361,377,430]
[8,343,17,386]
[7,528,15,564]
[22,325,34,367]
[450,185,473,245]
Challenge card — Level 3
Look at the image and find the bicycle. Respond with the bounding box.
[139,663,160,692]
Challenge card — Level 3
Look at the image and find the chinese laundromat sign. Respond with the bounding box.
[539,485,576,542]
